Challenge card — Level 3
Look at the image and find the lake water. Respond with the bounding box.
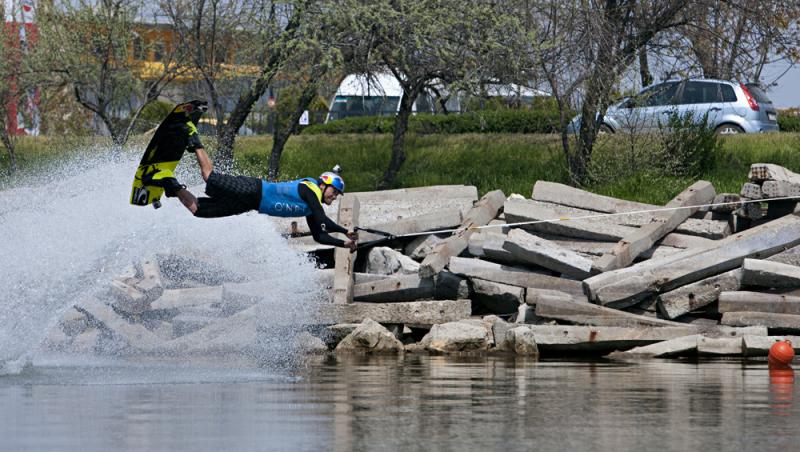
[1,354,796,452]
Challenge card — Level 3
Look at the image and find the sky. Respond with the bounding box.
[760,62,799,108]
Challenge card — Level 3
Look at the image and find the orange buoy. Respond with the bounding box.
[768,340,795,367]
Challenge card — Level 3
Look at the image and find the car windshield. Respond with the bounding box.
[744,84,773,104]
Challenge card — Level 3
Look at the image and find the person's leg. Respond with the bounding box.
[193,172,262,218]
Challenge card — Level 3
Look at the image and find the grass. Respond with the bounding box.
[3,131,800,205]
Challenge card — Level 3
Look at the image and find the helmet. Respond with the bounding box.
[319,172,345,194]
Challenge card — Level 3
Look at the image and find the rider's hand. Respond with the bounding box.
[345,240,358,252]
[346,230,359,241]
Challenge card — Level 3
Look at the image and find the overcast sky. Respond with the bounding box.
[761,62,799,108]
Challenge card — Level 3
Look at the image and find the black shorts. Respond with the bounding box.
[194,172,262,218]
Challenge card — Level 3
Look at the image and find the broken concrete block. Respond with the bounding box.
[748,163,800,184]
[711,193,742,213]
[419,190,506,278]
[502,229,592,279]
[109,279,150,315]
[736,202,764,220]
[613,335,700,358]
[697,336,743,355]
[419,320,492,352]
[70,329,102,354]
[505,326,539,356]
[471,278,524,315]
[448,256,584,296]
[741,258,800,288]
[366,247,420,275]
[405,234,445,261]
[657,269,743,319]
[335,318,404,353]
[135,256,164,300]
[315,300,472,325]
[740,183,762,200]
[60,307,90,337]
[76,296,163,352]
[742,335,800,356]
[151,287,224,311]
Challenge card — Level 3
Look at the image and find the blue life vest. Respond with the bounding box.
[258,178,322,217]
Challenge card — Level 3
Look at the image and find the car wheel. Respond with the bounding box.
[598,124,614,134]
[715,124,744,135]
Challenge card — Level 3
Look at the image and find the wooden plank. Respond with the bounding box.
[419,190,505,278]
[530,289,684,327]
[718,291,800,315]
[316,299,472,325]
[585,213,800,309]
[657,269,742,319]
[594,181,715,272]
[742,258,800,288]
[502,229,593,279]
[448,256,584,296]
[721,311,800,331]
[333,195,360,304]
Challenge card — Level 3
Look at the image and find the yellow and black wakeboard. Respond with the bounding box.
[130,100,207,208]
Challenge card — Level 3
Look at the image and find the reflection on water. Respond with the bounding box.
[0,355,797,451]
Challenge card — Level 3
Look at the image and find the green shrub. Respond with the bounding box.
[653,111,721,177]
[303,109,570,135]
[778,114,800,132]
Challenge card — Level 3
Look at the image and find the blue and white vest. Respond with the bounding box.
[258,178,322,217]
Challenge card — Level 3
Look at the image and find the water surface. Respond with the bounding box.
[1,355,796,451]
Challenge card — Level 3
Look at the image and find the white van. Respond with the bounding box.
[326,73,436,122]
[325,73,549,122]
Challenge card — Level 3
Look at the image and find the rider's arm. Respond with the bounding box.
[299,184,348,247]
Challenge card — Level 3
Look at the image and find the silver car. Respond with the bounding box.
[569,79,779,135]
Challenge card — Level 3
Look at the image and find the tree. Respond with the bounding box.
[0,1,40,173]
[165,0,328,168]
[528,0,688,186]
[36,0,183,147]
[673,1,800,82]
[342,0,522,190]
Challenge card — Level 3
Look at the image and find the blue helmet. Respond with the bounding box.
[319,172,345,193]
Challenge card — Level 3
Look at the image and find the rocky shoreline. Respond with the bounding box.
[46,163,800,359]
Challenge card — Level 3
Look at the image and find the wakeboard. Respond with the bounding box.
[130,100,207,208]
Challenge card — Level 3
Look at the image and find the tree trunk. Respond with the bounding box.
[378,85,418,190]
[638,47,653,87]
[215,8,303,167]
[267,81,319,180]
[0,123,18,174]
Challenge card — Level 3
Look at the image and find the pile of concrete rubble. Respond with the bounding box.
[48,163,800,359]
